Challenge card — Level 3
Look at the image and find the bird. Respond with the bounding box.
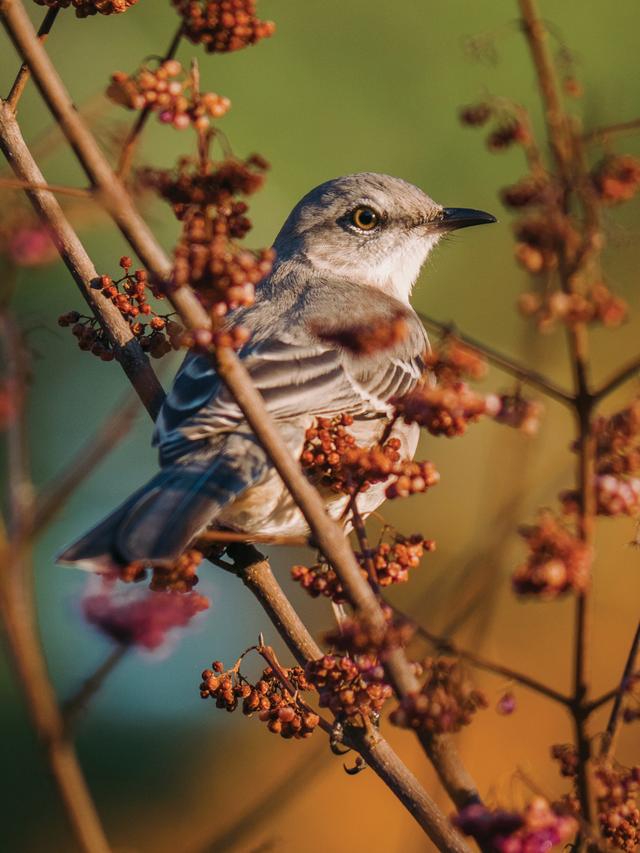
[58,172,495,573]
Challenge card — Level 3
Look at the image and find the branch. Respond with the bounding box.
[0,102,165,419]
[0,314,111,853]
[594,355,640,403]
[62,645,128,733]
[600,619,640,760]
[518,0,596,830]
[583,117,640,144]
[394,606,571,706]
[0,174,92,197]
[417,310,574,406]
[6,6,58,110]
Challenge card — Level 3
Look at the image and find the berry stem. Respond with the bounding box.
[600,618,640,760]
[116,23,184,181]
[6,6,58,111]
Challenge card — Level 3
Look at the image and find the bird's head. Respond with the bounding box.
[273,172,496,303]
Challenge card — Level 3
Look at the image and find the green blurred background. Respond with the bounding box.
[1,1,639,851]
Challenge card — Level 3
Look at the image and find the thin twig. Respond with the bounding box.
[0,314,111,853]
[600,619,640,760]
[29,391,141,537]
[417,310,574,406]
[196,530,309,547]
[116,23,184,180]
[583,117,640,144]
[62,644,129,733]
[394,606,572,706]
[594,355,640,403]
[0,175,92,198]
[6,6,58,110]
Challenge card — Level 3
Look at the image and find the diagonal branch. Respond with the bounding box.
[0,0,481,812]
[6,6,58,109]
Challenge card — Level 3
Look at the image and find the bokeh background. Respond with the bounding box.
[1,1,640,851]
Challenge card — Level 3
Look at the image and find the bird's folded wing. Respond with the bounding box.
[154,334,424,465]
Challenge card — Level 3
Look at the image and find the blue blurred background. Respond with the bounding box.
[1,1,640,850]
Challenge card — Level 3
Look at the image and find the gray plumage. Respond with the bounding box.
[58,173,494,571]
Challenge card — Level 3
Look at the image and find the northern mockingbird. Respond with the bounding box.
[59,172,495,571]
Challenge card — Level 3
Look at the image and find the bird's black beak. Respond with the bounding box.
[437,207,497,231]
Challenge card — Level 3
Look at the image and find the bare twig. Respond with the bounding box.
[62,644,129,733]
[417,310,573,405]
[6,6,58,110]
[116,23,184,180]
[396,607,572,705]
[583,117,640,144]
[0,314,111,853]
[197,530,309,547]
[594,355,640,403]
[600,619,640,760]
[0,175,91,197]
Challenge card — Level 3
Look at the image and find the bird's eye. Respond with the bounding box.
[350,206,379,231]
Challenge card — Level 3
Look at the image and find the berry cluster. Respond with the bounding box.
[200,660,319,739]
[493,393,543,435]
[390,657,487,734]
[143,156,274,324]
[560,400,640,517]
[513,512,591,599]
[500,176,553,210]
[356,533,435,587]
[58,257,183,360]
[304,654,392,723]
[299,414,440,499]
[550,743,579,778]
[518,282,627,331]
[148,549,203,593]
[453,798,577,853]
[425,339,488,382]
[324,613,415,658]
[172,0,276,53]
[108,60,230,130]
[83,583,209,650]
[595,764,640,852]
[459,102,530,153]
[312,311,410,356]
[290,562,351,604]
[393,382,500,438]
[513,215,581,276]
[592,155,640,205]
[34,0,137,15]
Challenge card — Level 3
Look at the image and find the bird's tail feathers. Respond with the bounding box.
[57,438,267,572]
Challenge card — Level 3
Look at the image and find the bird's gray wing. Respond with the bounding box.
[154,276,427,465]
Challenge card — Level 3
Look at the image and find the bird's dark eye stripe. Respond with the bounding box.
[350,205,379,231]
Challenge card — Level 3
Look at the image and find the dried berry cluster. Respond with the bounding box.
[305,654,392,723]
[596,764,640,853]
[324,613,415,659]
[459,102,531,153]
[553,748,640,852]
[561,400,640,518]
[390,657,488,734]
[518,281,627,332]
[493,392,543,435]
[592,155,640,205]
[58,257,183,360]
[290,561,351,604]
[108,60,230,130]
[513,512,591,598]
[313,311,410,356]
[172,0,275,53]
[115,549,203,594]
[143,156,274,329]
[299,414,439,499]
[83,585,209,650]
[200,659,319,738]
[34,0,137,15]
[356,533,435,587]
[453,798,577,853]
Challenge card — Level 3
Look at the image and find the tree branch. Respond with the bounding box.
[6,6,58,110]
[601,619,640,760]
[417,310,574,406]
